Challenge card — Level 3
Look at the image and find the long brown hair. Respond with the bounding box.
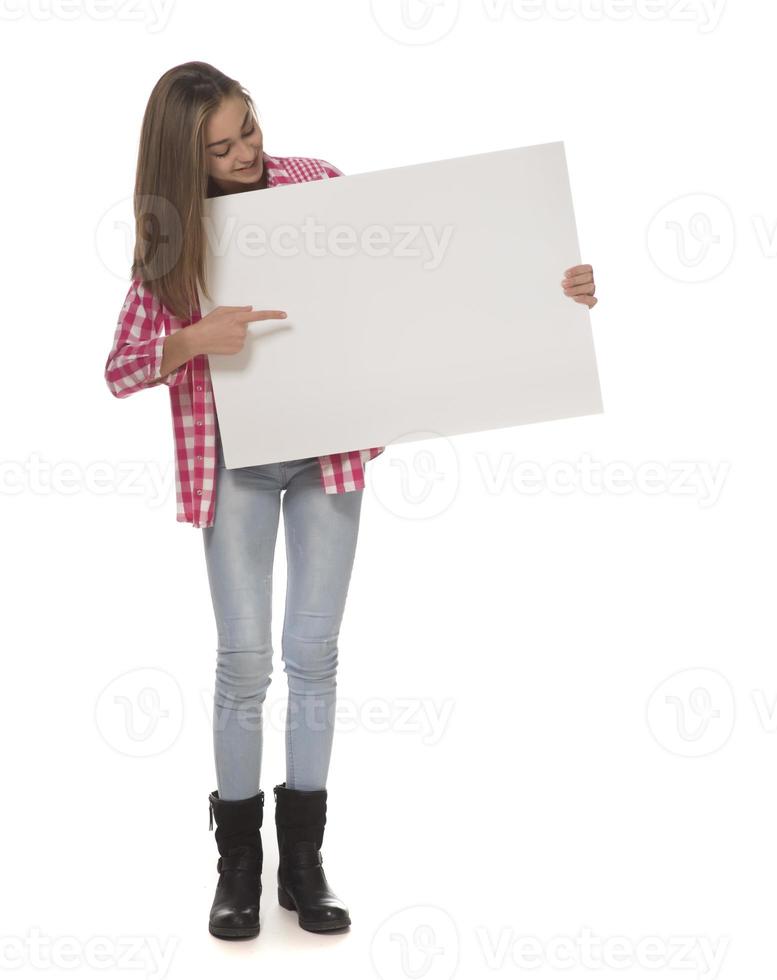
[131,61,259,321]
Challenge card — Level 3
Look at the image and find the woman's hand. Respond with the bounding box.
[187,305,288,356]
[561,264,597,309]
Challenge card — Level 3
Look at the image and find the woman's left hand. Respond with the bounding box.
[561,264,597,308]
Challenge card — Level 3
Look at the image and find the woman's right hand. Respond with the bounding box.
[188,305,288,356]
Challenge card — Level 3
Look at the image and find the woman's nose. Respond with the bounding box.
[239,139,259,162]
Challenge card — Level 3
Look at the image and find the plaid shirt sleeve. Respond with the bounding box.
[104,278,191,398]
[319,160,345,178]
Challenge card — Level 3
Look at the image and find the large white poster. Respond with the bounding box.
[199,141,603,469]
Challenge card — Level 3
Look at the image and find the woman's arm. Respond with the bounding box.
[104,278,193,398]
[159,329,196,380]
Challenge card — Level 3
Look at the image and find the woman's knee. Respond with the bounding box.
[281,629,340,686]
[214,643,274,706]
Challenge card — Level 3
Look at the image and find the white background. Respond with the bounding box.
[2,1,775,978]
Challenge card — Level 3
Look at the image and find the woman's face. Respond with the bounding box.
[204,94,265,194]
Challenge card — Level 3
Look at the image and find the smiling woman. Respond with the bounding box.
[103,59,383,943]
[128,64,272,319]
[104,59,598,949]
[204,94,268,196]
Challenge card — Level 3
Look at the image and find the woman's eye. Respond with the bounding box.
[214,125,256,159]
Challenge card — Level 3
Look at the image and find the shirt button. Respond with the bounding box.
[196,420,203,426]
[197,455,203,461]
[196,489,203,496]
[196,385,202,392]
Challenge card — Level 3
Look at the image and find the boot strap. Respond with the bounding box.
[217,843,262,874]
[218,855,262,874]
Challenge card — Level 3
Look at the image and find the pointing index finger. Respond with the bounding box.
[240,309,288,321]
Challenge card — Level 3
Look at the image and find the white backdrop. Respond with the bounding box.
[3,1,775,977]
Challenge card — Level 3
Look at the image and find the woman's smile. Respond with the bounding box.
[236,154,261,173]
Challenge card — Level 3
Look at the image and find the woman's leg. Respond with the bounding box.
[280,458,365,791]
[202,440,283,801]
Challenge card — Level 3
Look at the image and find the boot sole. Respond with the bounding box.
[277,886,351,932]
[209,922,261,939]
[208,926,259,939]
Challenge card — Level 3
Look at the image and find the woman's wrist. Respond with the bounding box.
[161,327,198,378]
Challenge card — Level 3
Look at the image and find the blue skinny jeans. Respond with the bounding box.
[202,433,364,800]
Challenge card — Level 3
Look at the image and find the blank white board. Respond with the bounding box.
[199,141,603,469]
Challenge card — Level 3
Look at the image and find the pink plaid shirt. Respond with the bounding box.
[104,152,385,528]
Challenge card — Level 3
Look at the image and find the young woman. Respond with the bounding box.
[104,61,598,943]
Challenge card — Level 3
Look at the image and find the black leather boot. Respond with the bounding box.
[273,783,351,932]
[207,789,264,939]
